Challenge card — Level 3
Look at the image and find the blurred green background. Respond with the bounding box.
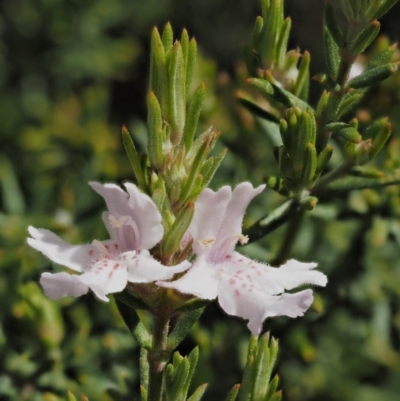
[2,0,400,400]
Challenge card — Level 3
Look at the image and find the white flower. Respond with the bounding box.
[348,61,364,80]
[28,182,190,302]
[158,182,327,334]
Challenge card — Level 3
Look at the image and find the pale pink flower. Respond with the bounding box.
[158,183,327,334]
[28,182,190,302]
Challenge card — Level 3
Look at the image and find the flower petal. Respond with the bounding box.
[189,186,232,255]
[214,183,264,251]
[79,258,129,302]
[28,226,92,272]
[157,256,219,299]
[127,250,191,283]
[218,268,315,334]
[79,259,128,302]
[90,182,163,250]
[89,182,131,216]
[226,255,327,296]
[124,183,163,249]
[40,272,89,300]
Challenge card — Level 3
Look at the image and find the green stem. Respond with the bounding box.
[271,207,306,266]
[311,159,354,195]
[147,315,170,401]
[319,26,358,151]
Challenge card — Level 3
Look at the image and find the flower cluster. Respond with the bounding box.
[28,181,327,334]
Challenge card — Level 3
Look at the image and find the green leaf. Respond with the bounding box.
[166,356,190,401]
[373,0,400,19]
[247,77,312,110]
[180,136,212,203]
[315,145,333,178]
[238,336,258,401]
[183,347,200,398]
[183,82,206,152]
[238,334,281,401]
[348,63,399,88]
[350,20,380,56]
[293,51,310,100]
[338,0,356,20]
[224,384,240,401]
[186,38,197,98]
[167,308,205,351]
[115,298,152,349]
[122,127,148,193]
[181,28,189,68]
[161,202,194,257]
[147,92,165,169]
[162,22,174,52]
[264,375,280,401]
[237,94,280,123]
[367,118,392,159]
[325,174,400,192]
[324,2,343,47]
[336,89,364,118]
[335,127,362,143]
[316,90,330,118]
[260,0,282,64]
[150,28,167,109]
[187,384,208,401]
[0,155,25,214]
[251,16,264,54]
[366,43,397,71]
[323,25,340,78]
[200,148,227,189]
[300,143,317,185]
[253,334,274,400]
[263,176,290,197]
[168,42,186,144]
[66,391,77,401]
[276,17,292,68]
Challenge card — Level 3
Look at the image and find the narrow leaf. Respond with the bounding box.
[186,38,197,97]
[122,127,148,193]
[161,202,195,257]
[115,299,152,349]
[324,2,343,47]
[168,42,186,144]
[326,174,400,192]
[335,127,362,143]
[201,148,227,188]
[183,82,206,152]
[147,92,164,169]
[323,26,340,78]
[315,145,333,178]
[276,17,292,68]
[247,77,311,110]
[350,20,380,56]
[237,94,280,123]
[374,0,400,19]
[167,308,205,351]
[66,391,77,401]
[162,22,174,52]
[150,28,167,107]
[187,384,208,401]
[225,384,240,401]
[348,63,399,89]
[293,51,310,100]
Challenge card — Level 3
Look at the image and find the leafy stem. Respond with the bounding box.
[271,207,306,266]
[147,314,170,401]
